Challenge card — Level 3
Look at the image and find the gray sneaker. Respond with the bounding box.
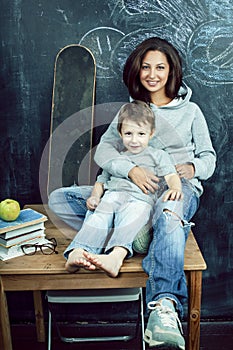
[144,298,185,349]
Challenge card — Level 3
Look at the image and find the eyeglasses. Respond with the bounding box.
[21,238,58,256]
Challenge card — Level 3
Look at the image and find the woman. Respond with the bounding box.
[48,37,216,349]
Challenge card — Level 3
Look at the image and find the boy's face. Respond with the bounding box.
[120,119,154,154]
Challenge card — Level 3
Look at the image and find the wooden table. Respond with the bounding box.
[0,204,206,350]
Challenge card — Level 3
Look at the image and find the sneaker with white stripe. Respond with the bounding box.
[144,298,185,349]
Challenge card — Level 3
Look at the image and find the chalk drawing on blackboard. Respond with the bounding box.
[108,0,169,30]
[108,0,205,44]
[56,7,69,24]
[109,26,182,77]
[79,27,124,78]
[187,20,233,85]
[206,1,233,20]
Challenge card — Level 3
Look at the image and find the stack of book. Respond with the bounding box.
[0,208,48,261]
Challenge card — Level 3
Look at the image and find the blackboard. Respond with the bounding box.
[0,0,233,322]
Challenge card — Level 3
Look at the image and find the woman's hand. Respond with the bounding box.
[86,196,100,211]
[175,163,195,179]
[128,166,159,194]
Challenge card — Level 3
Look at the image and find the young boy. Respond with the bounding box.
[64,101,182,277]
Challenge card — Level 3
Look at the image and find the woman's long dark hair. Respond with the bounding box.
[123,37,183,103]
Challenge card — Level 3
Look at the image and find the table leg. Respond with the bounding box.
[33,290,46,342]
[0,276,13,350]
[187,270,202,350]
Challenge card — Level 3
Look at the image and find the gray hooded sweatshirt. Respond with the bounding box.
[94,84,216,197]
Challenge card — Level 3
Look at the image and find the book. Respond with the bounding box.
[0,232,45,252]
[0,236,51,261]
[0,221,45,240]
[0,228,45,248]
[0,208,47,236]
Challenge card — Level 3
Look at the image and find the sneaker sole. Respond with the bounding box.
[144,328,185,350]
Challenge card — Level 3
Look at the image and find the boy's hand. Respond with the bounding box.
[176,163,195,179]
[86,196,100,210]
[163,189,183,202]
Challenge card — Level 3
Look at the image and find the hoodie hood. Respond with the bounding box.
[150,83,192,110]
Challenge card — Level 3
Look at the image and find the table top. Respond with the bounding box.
[0,204,207,276]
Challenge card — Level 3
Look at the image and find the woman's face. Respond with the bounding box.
[139,50,170,98]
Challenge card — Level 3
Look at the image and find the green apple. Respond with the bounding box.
[0,199,21,221]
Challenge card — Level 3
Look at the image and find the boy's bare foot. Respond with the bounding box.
[65,248,97,273]
[83,249,127,277]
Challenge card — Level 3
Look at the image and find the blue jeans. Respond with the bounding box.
[48,179,199,317]
[142,179,199,317]
[63,190,152,258]
[48,184,92,231]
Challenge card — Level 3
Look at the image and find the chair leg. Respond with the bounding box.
[48,310,52,350]
[187,270,202,350]
[140,288,146,350]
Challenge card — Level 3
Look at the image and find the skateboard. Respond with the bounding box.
[47,44,96,195]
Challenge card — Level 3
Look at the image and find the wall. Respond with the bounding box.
[0,0,233,320]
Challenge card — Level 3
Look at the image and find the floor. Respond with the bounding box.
[12,323,141,350]
[11,321,233,350]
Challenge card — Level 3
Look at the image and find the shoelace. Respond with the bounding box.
[148,301,183,334]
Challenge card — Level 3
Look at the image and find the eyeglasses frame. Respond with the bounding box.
[21,237,58,256]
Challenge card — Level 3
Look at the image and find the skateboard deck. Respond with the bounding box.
[47,44,96,195]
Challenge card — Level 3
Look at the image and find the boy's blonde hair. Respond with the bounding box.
[117,100,155,134]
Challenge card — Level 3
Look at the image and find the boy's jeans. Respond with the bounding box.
[63,190,152,258]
